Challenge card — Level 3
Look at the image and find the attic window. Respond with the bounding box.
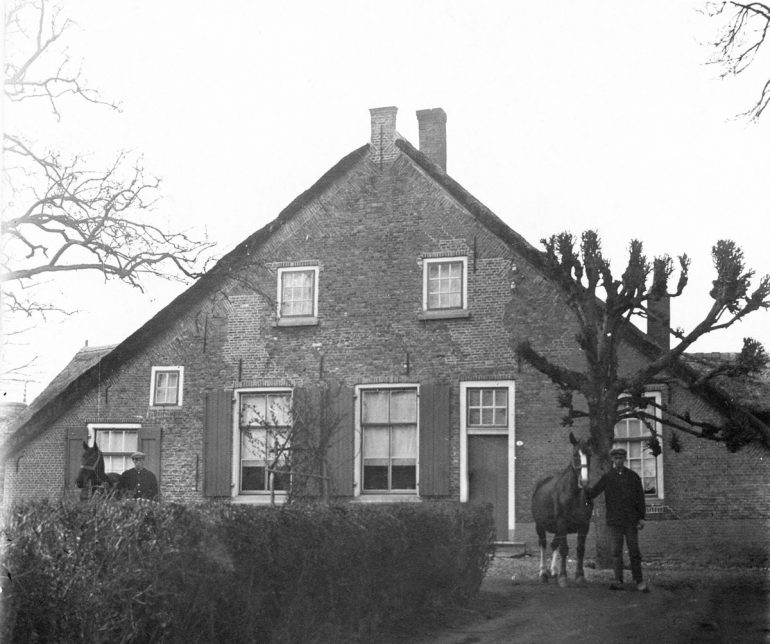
[276,266,319,327]
[150,366,184,407]
[419,256,470,320]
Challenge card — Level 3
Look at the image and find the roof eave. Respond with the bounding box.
[3,144,370,460]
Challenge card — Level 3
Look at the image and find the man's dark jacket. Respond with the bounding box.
[589,467,646,526]
[117,467,158,501]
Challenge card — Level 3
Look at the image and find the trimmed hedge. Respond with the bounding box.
[1,499,494,643]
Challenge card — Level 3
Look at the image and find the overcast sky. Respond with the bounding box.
[4,0,770,402]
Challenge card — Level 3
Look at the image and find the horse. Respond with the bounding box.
[75,440,121,500]
[531,432,594,587]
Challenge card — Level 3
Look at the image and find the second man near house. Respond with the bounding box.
[117,451,159,501]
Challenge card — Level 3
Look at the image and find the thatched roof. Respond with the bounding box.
[686,353,770,417]
[1,146,368,459]
[1,344,116,458]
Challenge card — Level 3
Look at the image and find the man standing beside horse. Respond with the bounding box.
[588,447,649,592]
[117,452,159,501]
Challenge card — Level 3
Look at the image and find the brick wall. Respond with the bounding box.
[5,147,768,564]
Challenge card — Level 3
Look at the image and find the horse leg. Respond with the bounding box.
[575,530,587,586]
[536,525,549,582]
[549,535,559,578]
[557,535,569,588]
[552,519,569,588]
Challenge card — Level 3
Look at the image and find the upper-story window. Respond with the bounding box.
[613,392,664,499]
[277,266,319,326]
[420,257,469,320]
[150,366,184,407]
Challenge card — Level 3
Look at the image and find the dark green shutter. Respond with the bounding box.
[293,386,322,497]
[419,382,451,496]
[204,389,234,497]
[140,426,161,486]
[327,385,354,496]
[66,427,88,490]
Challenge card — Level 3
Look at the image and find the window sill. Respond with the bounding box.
[418,309,470,321]
[149,404,182,410]
[353,494,421,503]
[273,316,319,327]
[231,494,288,505]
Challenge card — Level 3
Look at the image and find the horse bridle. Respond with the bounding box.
[79,451,106,485]
[571,447,589,489]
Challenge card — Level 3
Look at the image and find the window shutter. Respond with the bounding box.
[66,427,88,491]
[204,389,233,497]
[327,385,354,497]
[419,382,451,496]
[292,386,322,497]
[140,426,161,485]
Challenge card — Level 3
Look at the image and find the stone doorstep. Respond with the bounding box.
[493,541,529,558]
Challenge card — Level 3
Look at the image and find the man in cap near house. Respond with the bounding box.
[117,452,159,501]
[588,447,649,592]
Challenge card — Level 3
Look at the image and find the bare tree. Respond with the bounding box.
[516,231,770,461]
[2,0,214,378]
[708,1,770,119]
[239,381,347,505]
[516,232,770,564]
[2,137,212,294]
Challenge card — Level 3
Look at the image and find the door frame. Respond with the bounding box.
[459,380,516,539]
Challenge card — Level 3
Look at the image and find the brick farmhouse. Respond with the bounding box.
[2,106,768,563]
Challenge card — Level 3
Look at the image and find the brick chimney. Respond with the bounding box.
[369,106,399,165]
[416,107,447,171]
[647,296,671,351]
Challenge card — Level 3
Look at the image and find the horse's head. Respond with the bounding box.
[76,440,107,498]
[569,432,592,488]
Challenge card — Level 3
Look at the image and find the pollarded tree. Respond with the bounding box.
[516,231,770,466]
[708,1,770,119]
[2,1,214,376]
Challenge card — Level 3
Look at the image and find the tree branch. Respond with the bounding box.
[708,1,770,119]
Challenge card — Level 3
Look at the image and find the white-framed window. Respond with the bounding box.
[354,385,418,495]
[613,391,664,499]
[422,256,468,312]
[277,266,319,322]
[467,387,509,429]
[150,366,184,407]
[87,423,141,474]
[233,388,293,497]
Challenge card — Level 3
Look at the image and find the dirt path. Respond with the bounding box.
[409,557,770,644]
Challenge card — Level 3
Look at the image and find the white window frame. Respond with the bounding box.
[459,381,516,536]
[87,423,142,475]
[231,387,293,504]
[422,256,468,313]
[149,366,184,407]
[353,383,420,501]
[276,266,319,325]
[613,391,665,501]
